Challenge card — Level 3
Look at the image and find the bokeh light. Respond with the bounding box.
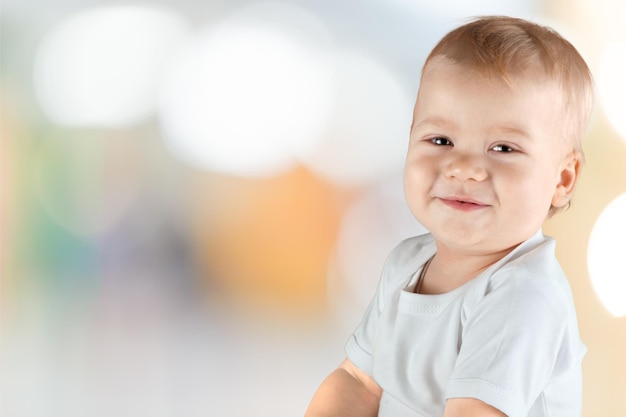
[597,42,626,142]
[300,51,413,186]
[158,3,335,177]
[587,193,626,317]
[33,5,189,128]
[189,167,343,309]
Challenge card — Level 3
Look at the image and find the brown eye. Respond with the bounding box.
[492,144,515,153]
[431,137,452,146]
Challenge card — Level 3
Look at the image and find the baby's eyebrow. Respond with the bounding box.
[489,125,531,140]
[411,116,457,133]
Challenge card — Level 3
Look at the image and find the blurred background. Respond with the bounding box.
[1,0,625,416]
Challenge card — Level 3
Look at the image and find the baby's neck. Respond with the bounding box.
[418,243,517,295]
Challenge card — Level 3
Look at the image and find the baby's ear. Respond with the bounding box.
[551,151,582,208]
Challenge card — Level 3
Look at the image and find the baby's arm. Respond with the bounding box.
[443,398,506,417]
[304,358,382,417]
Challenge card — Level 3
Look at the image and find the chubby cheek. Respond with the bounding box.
[403,159,435,214]
[496,170,553,221]
[404,155,429,188]
[402,169,419,210]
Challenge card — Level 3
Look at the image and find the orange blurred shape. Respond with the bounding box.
[190,166,350,311]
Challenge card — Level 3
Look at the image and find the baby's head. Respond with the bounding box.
[422,16,592,157]
[414,16,593,217]
[424,16,593,152]
[405,17,594,253]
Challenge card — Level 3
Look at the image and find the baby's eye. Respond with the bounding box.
[491,144,515,153]
[431,137,452,146]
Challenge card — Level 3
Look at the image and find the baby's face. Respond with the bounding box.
[404,58,579,255]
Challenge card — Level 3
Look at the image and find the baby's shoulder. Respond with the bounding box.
[380,233,436,286]
[490,235,567,289]
[474,236,574,313]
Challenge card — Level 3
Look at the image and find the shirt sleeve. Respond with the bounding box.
[345,235,430,377]
[445,267,583,417]
[345,267,388,376]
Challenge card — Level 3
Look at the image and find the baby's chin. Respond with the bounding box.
[431,230,528,258]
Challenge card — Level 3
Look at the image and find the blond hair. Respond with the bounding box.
[422,16,593,154]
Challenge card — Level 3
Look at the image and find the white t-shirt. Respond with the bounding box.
[345,231,586,417]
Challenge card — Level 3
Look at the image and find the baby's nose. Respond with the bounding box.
[443,153,488,182]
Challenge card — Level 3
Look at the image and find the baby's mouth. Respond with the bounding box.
[439,196,489,211]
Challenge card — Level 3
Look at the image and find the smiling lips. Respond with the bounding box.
[439,197,490,211]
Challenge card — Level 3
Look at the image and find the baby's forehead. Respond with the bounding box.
[421,55,554,89]
[416,60,567,121]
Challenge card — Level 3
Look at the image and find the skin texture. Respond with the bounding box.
[404,58,581,294]
[304,359,382,417]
